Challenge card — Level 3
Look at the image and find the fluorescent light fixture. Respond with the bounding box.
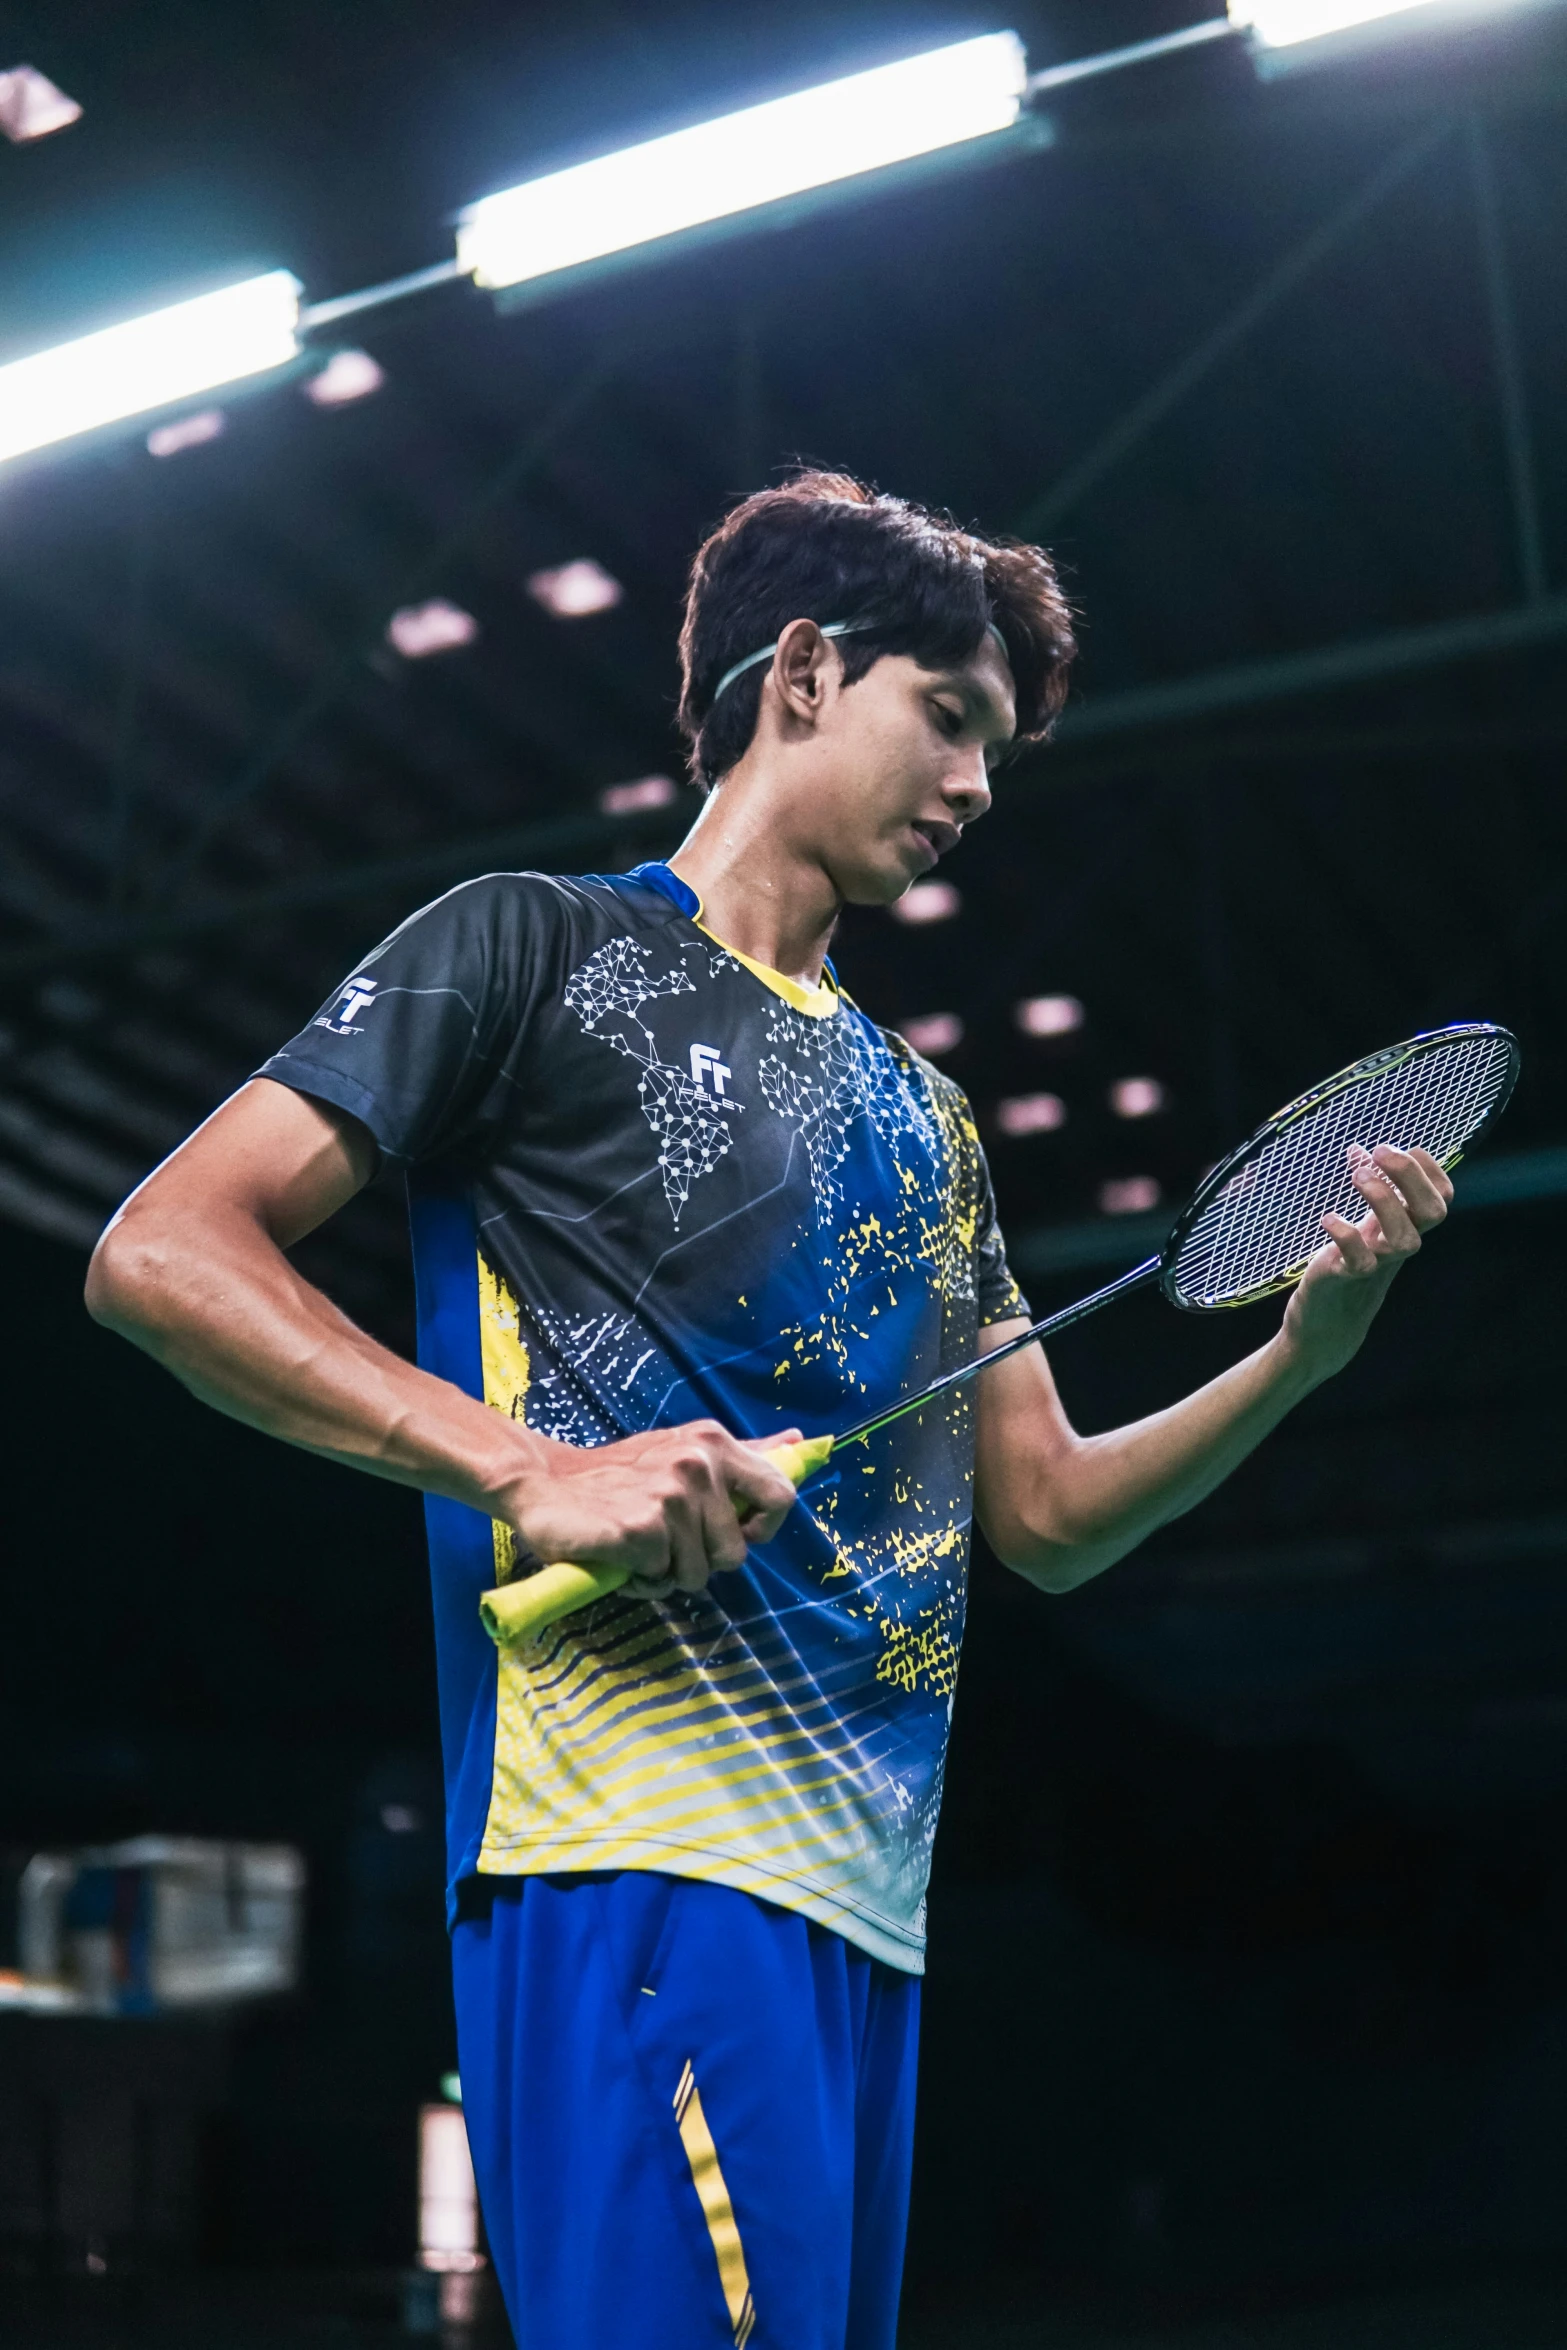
[0,64,82,143]
[1110,1076,1168,1119]
[600,774,678,815]
[1228,0,1550,44]
[304,348,385,406]
[528,558,624,617]
[997,1092,1067,1137]
[902,1012,964,1057]
[146,408,226,459]
[890,880,962,925]
[1016,993,1084,1038]
[459,32,1027,293]
[0,270,300,470]
[1099,1175,1162,1215]
[387,600,479,658]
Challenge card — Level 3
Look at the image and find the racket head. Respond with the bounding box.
[1159,1022,1520,1313]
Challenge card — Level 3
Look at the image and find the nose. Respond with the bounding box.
[944,751,992,824]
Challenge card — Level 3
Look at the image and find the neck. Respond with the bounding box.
[669,775,841,988]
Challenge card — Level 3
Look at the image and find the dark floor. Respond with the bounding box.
[8,2270,1567,2349]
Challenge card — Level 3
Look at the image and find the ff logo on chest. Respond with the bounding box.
[688,1042,733,1097]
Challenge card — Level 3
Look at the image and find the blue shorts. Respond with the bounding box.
[451,1871,921,2350]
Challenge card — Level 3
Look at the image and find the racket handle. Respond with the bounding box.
[478,1434,835,1649]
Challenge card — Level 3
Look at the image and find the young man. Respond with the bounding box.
[87,473,1453,2349]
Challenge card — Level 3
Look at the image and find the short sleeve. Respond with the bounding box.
[255,873,551,1168]
[973,1137,1031,1329]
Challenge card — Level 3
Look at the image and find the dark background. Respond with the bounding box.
[0,0,1565,2332]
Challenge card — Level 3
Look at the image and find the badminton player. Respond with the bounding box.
[87,472,1453,2350]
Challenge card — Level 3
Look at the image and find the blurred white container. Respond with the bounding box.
[14,1837,305,2012]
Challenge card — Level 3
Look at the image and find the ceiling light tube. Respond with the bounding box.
[0,270,301,469]
[457,33,1028,293]
[1230,0,1560,46]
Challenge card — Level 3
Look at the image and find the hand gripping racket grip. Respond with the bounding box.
[478,1434,835,1649]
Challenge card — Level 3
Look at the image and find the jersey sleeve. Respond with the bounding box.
[973,1135,1030,1329]
[255,873,552,1168]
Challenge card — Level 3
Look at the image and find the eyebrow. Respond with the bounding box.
[956,674,1016,750]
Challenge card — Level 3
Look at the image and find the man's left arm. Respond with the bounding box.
[975,1142,1453,1594]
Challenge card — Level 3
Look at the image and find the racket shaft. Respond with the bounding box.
[833,1253,1162,1448]
[478,1434,834,1648]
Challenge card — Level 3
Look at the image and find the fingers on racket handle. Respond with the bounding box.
[477,1433,834,1651]
[480,1561,630,1646]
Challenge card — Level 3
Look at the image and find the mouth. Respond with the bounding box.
[909,818,961,866]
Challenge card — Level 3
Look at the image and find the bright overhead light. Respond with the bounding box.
[997,1092,1067,1137]
[458,32,1027,293]
[1016,993,1085,1038]
[1110,1076,1168,1119]
[304,349,385,406]
[0,270,300,470]
[902,1012,964,1057]
[890,880,962,925]
[146,408,226,459]
[1228,0,1550,45]
[0,64,82,144]
[599,774,678,815]
[387,600,479,658]
[1099,1176,1162,1216]
[527,559,623,618]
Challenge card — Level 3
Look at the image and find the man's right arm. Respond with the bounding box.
[86,1077,797,1592]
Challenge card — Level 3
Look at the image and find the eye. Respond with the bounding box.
[931,699,964,736]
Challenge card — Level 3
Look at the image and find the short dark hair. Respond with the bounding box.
[676,469,1076,789]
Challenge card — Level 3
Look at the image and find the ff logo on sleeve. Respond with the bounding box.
[316,976,379,1036]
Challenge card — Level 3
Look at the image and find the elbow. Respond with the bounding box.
[86,1209,174,1341]
[984,1441,1132,1594]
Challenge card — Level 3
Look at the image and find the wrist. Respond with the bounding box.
[1266,1315,1349,1395]
[473,1421,565,1534]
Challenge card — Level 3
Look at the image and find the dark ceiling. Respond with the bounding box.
[0,0,1563,1319]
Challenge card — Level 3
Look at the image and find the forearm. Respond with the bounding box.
[980,1328,1323,1593]
[87,1202,535,1518]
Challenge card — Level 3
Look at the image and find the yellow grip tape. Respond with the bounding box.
[478,1433,835,1650]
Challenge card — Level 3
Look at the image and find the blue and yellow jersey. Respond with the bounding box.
[260,862,1027,1972]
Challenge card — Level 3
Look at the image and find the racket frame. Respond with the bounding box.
[1156,1020,1520,1313]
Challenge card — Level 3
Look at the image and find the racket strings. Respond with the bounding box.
[1172,1030,1515,1308]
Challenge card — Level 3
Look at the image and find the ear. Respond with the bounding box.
[768,618,838,728]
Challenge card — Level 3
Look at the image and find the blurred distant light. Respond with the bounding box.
[0,270,300,470]
[903,1012,964,1057]
[305,348,385,406]
[1110,1076,1168,1119]
[600,774,678,815]
[1016,993,1084,1038]
[380,1804,420,1834]
[146,408,225,459]
[891,880,962,925]
[387,599,479,658]
[997,1091,1067,1137]
[528,558,624,618]
[0,64,82,143]
[458,33,1027,293]
[1099,1175,1162,1215]
[1228,0,1547,43]
[418,2103,483,2273]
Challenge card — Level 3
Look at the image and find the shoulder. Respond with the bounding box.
[366,868,658,964]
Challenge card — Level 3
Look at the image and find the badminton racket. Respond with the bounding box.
[480,1020,1518,1648]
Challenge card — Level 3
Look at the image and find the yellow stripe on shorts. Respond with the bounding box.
[672,2059,756,2347]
